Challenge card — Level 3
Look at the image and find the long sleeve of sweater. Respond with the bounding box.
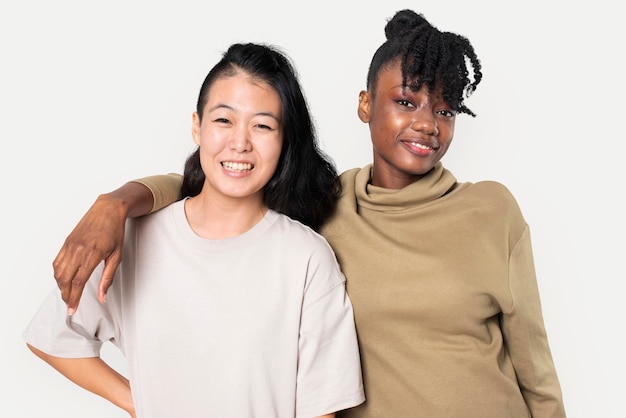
[503,225,566,417]
[133,173,183,213]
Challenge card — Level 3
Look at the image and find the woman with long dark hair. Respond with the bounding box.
[24,42,364,418]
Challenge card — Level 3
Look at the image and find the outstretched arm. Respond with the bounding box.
[53,182,153,314]
[54,174,184,314]
[27,344,136,417]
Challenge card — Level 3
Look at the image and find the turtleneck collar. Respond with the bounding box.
[354,162,458,212]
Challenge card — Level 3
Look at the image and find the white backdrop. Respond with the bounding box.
[2,1,624,417]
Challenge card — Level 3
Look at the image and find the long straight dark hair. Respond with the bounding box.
[181,43,339,231]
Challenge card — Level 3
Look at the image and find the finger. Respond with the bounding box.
[97,275,113,304]
[65,250,107,314]
[53,246,82,305]
[97,251,122,303]
[66,266,91,315]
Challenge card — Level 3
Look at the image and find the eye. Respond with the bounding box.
[437,109,456,118]
[255,123,273,130]
[214,117,231,124]
[396,99,415,108]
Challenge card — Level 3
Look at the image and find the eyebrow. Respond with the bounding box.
[208,103,281,122]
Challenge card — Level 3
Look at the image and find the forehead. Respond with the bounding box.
[376,60,445,97]
[209,73,275,96]
[376,59,444,100]
[203,73,282,114]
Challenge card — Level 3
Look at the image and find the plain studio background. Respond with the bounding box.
[1,1,623,416]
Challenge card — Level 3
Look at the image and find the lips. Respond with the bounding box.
[401,139,439,156]
[405,140,435,150]
[221,161,253,172]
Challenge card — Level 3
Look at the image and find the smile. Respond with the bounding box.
[222,161,253,172]
[405,141,435,151]
[401,139,439,157]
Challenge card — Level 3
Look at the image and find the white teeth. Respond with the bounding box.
[409,141,432,150]
[222,161,253,172]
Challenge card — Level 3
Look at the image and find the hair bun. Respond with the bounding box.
[385,9,432,40]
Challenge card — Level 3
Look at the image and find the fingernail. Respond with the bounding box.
[67,307,75,316]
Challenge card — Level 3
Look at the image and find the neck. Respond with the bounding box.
[184,193,268,240]
[370,165,424,190]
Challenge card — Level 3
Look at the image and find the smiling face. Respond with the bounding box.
[359,60,456,189]
[191,72,283,206]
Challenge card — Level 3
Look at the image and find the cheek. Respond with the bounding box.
[438,118,455,140]
[437,123,455,153]
[197,146,214,175]
[447,123,455,138]
[378,108,404,128]
[252,135,283,174]
[267,135,284,157]
[196,132,226,172]
[198,127,227,151]
[381,109,412,141]
[372,112,404,146]
[268,141,283,169]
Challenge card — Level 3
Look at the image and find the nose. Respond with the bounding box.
[411,109,439,136]
[229,127,251,152]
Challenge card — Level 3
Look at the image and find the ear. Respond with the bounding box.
[357,90,371,123]
[191,112,201,146]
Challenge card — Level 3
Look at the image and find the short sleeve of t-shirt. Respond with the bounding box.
[23,265,118,358]
[295,242,365,417]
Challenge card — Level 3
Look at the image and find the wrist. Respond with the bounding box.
[101,181,154,219]
[95,192,131,220]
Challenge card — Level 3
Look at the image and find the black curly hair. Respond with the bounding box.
[367,9,482,116]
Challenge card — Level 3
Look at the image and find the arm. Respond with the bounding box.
[53,181,152,314]
[54,174,183,314]
[27,344,136,417]
[503,226,566,417]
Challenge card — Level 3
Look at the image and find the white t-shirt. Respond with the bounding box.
[24,200,364,417]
